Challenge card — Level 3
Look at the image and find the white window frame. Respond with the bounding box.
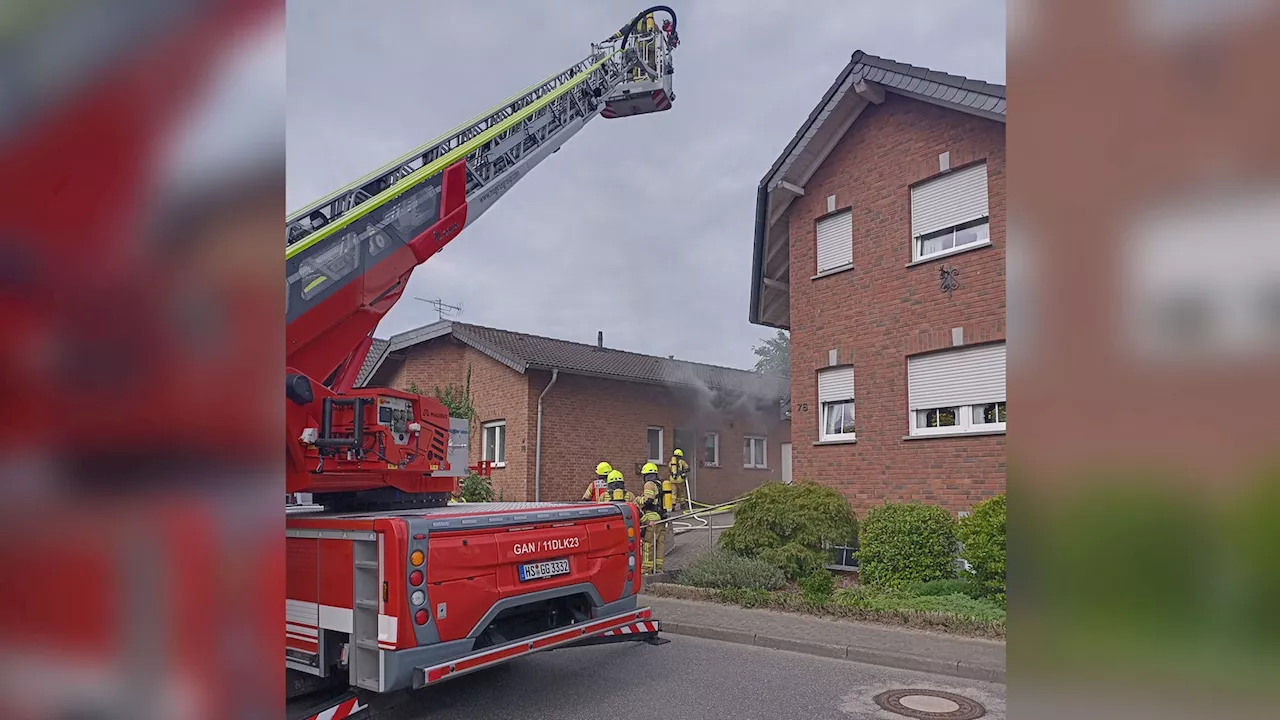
[482,420,506,467]
[743,436,768,469]
[913,218,991,263]
[817,366,856,442]
[907,343,1006,438]
[909,401,1006,437]
[703,432,720,467]
[647,426,664,463]
[820,399,856,442]
[910,162,991,263]
[815,208,854,274]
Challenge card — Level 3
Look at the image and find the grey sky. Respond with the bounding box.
[287,0,1005,370]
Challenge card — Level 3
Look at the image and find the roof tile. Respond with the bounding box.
[360,322,790,401]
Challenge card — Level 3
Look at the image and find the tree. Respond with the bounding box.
[408,364,475,431]
[751,330,790,376]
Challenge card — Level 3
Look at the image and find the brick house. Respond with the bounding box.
[749,51,1006,514]
[356,321,791,504]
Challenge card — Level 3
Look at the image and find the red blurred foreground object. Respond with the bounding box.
[0,2,284,719]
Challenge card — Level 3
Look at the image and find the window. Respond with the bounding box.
[917,218,990,260]
[647,426,664,463]
[703,432,720,467]
[743,436,767,469]
[482,420,506,466]
[816,209,853,273]
[817,366,855,441]
[907,343,1006,437]
[911,162,990,262]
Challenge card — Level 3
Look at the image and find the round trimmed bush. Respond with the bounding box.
[957,493,1006,604]
[719,481,857,580]
[857,502,958,589]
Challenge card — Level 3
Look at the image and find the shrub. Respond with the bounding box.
[832,585,1006,624]
[957,493,1006,603]
[678,550,787,591]
[799,571,836,605]
[857,502,958,589]
[906,577,984,600]
[719,481,857,579]
[758,543,828,581]
[459,473,495,503]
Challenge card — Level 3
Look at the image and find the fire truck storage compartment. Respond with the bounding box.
[425,513,635,646]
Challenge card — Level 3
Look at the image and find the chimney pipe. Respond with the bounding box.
[597,331,603,349]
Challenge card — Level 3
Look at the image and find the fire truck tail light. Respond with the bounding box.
[410,570,423,586]
[415,609,428,625]
[410,550,424,566]
[411,590,425,606]
[627,527,635,538]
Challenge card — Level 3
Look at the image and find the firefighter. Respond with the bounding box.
[583,461,612,501]
[606,469,630,502]
[668,448,690,512]
[635,462,668,573]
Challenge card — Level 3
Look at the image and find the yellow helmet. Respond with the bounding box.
[672,449,683,457]
[596,461,613,476]
[641,462,659,476]
[607,470,625,483]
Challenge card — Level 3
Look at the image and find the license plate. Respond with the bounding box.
[518,558,570,582]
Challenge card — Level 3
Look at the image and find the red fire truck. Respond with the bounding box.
[285,7,680,718]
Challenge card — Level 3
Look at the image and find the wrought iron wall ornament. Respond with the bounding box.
[939,264,960,298]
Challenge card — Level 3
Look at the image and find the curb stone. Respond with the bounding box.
[657,622,1005,684]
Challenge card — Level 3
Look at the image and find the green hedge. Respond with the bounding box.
[957,493,1006,604]
[857,502,958,589]
[677,549,787,591]
[832,586,1006,624]
[719,481,857,580]
[906,577,985,600]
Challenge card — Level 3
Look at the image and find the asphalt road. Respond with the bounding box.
[370,633,1006,720]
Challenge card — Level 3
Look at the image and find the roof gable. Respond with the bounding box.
[750,50,1005,329]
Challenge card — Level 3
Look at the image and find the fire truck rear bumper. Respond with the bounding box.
[411,607,657,689]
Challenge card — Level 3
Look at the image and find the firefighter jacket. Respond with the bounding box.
[583,475,608,501]
[636,478,666,521]
[668,455,690,497]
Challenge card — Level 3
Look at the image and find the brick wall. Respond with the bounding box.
[527,371,790,504]
[787,93,1006,514]
[385,338,531,501]
[384,339,792,504]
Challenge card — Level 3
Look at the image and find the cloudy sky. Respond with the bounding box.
[287,0,1005,369]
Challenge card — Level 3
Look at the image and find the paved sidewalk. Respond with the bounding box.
[640,594,1005,683]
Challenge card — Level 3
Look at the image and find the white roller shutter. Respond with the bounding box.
[817,366,855,403]
[908,343,1005,410]
[816,210,853,273]
[911,163,989,238]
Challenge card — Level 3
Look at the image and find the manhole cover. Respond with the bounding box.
[873,689,985,719]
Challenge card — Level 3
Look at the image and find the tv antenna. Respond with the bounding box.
[414,297,464,321]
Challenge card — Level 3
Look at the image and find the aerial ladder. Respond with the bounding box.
[286,6,678,511]
[286,9,679,719]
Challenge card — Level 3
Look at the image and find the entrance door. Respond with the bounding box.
[781,442,793,484]
[673,427,695,501]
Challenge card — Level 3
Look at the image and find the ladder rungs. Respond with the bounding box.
[354,599,379,610]
[355,639,380,651]
[354,560,379,569]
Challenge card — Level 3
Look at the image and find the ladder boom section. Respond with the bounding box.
[286,50,612,246]
[285,50,627,381]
